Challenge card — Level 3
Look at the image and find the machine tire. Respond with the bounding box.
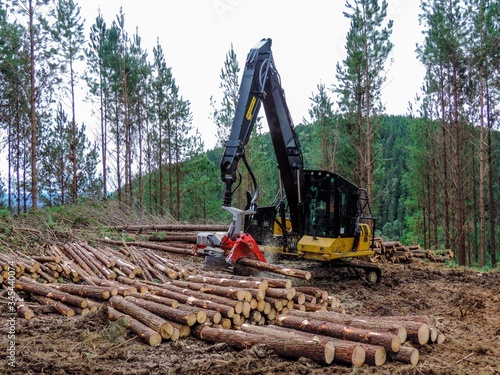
[365,269,381,284]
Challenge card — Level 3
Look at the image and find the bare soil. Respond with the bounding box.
[1,258,499,375]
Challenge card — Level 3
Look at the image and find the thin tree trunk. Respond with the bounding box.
[167,116,173,216]
[29,0,37,209]
[115,94,122,203]
[101,76,107,200]
[138,99,143,207]
[486,88,496,267]
[479,65,486,267]
[70,57,77,203]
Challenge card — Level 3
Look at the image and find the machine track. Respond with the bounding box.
[270,256,382,284]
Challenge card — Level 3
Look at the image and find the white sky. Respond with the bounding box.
[77,0,425,150]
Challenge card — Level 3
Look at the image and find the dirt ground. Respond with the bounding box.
[1,257,499,375]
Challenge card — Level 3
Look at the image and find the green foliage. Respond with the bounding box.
[210,44,240,148]
[101,319,127,344]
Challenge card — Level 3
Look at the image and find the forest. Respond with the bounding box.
[0,0,499,269]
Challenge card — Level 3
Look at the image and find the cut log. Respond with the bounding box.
[271,325,367,367]
[73,243,112,279]
[237,258,311,280]
[62,244,95,277]
[355,315,432,345]
[98,239,195,256]
[109,295,174,339]
[48,283,115,300]
[128,292,179,309]
[10,291,35,320]
[106,224,229,232]
[155,284,239,317]
[33,296,75,317]
[15,278,88,308]
[79,243,115,268]
[302,302,327,312]
[268,323,381,367]
[277,314,401,352]
[265,287,296,301]
[142,253,179,280]
[171,280,249,301]
[200,273,293,289]
[107,306,162,346]
[124,296,197,326]
[176,304,207,324]
[294,286,329,302]
[357,343,387,366]
[73,306,90,316]
[146,284,235,318]
[31,255,61,264]
[285,310,407,343]
[389,346,419,365]
[436,333,446,344]
[186,275,268,294]
[370,314,436,328]
[115,276,148,293]
[86,300,103,312]
[192,324,335,365]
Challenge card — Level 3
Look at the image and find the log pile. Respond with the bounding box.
[103,223,456,267]
[372,238,454,264]
[1,239,446,368]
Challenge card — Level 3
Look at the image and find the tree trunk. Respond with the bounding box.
[124,296,197,326]
[277,314,401,352]
[107,306,162,346]
[192,324,336,365]
[237,258,311,280]
[284,310,407,343]
[48,283,115,300]
[389,345,419,365]
[15,278,88,308]
[11,291,35,320]
[186,275,268,294]
[241,324,367,367]
[128,292,179,308]
[171,279,250,301]
[109,295,174,339]
[145,284,236,318]
[33,295,75,317]
[28,0,37,209]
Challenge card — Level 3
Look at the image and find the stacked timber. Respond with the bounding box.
[372,238,454,264]
[104,223,228,249]
[2,240,446,368]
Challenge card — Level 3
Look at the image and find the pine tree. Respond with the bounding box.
[307,82,336,171]
[466,0,500,266]
[151,39,174,216]
[86,12,109,199]
[12,0,58,210]
[418,0,470,265]
[0,5,28,212]
[334,0,393,200]
[52,0,85,204]
[210,44,240,148]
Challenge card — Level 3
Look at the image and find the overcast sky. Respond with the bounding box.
[77,0,425,150]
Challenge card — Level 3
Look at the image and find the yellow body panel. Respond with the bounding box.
[266,223,374,261]
[273,218,292,235]
[296,235,374,261]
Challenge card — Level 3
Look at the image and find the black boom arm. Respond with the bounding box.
[220,38,304,233]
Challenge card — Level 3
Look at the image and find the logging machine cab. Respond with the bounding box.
[197,38,379,282]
